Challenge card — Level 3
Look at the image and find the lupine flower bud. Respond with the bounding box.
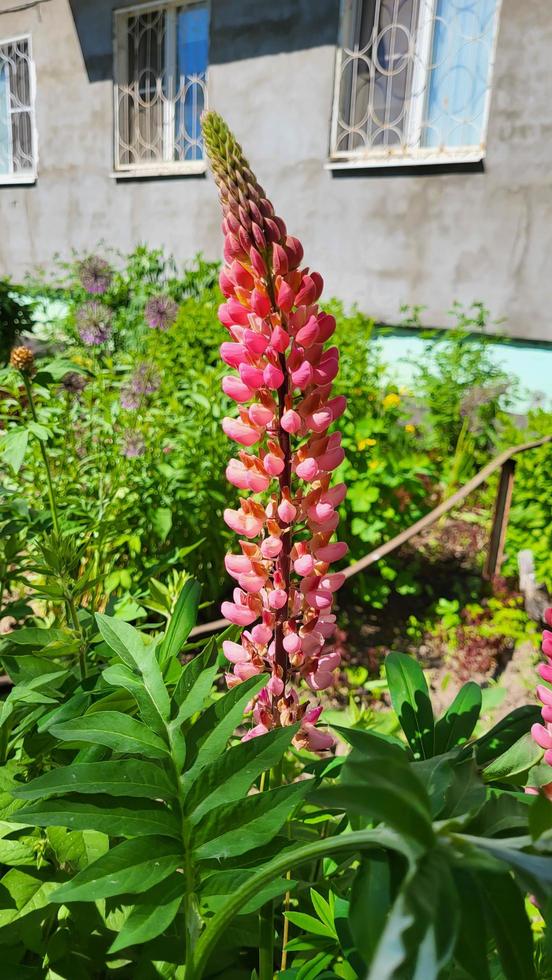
[203,110,347,750]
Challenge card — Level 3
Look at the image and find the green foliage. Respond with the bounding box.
[495,411,552,591]
[411,302,513,477]
[0,279,34,365]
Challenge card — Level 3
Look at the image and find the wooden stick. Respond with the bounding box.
[484,458,516,580]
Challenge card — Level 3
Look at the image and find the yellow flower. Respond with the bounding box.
[369,459,379,470]
[357,437,377,451]
[404,423,415,434]
[383,393,400,410]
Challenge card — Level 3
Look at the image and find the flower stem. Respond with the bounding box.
[264,264,291,686]
[66,592,88,681]
[22,375,61,538]
[259,901,275,980]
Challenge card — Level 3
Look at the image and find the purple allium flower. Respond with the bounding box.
[132,363,161,395]
[120,385,142,411]
[61,371,87,395]
[77,301,112,346]
[120,363,161,410]
[145,294,178,331]
[78,255,113,295]
[121,429,146,458]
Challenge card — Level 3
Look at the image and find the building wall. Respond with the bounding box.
[0,0,551,340]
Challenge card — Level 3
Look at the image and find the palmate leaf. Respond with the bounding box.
[471,705,541,766]
[434,681,482,753]
[349,854,391,966]
[185,674,266,783]
[49,710,169,759]
[13,760,176,802]
[367,851,459,980]
[201,869,296,917]
[385,652,435,759]
[461,833,552,907]
[479,870,536,980]
[323,727,434,848]
[108,873,184,954]
[52,837,182,903]
[95,613,170,722]
[453,869,491,980]
[172,635,219,724]
[159,578,202,664]
[14,796,180,839]
[193,780,310,861]
[185,724,298,820]
[482,732,543,783]
[101,663,167,734]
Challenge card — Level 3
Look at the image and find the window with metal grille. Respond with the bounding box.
[0,36,36,182]
[330,0,501,167]
[114,1,208,175]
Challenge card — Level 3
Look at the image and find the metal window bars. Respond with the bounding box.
[114,1,208,174]
[0,36,36,179]
[330,0,502,166]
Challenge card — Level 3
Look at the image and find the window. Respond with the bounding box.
[114,1,208,175]
[330,0,501,167]
[0,36,37,182]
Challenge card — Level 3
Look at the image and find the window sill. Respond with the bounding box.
[111,162,206,180]
[325,148,486,170]
[0,173,37,186]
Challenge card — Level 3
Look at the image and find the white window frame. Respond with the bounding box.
[112,0,209,178]
[328,0,503,169]
[0,33,38,185]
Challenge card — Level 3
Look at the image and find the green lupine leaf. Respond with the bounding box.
[14,796,180,839]
[452,869,490,980]
[285,911,336,939]
[13,761,175,802]
[96,613,170,721]
[49,711,169,758]
[434,682,482,753]
[479,871,536,980]
[109,874,183,953]
[368,851,459,980]
[159,578,202,664]
[349,855,391,966]
[172,635,219,723]
[529,793,552,840]
[472,705,541,766]
[323,727,434,848]
[102,663,166,735]
[309,889,335,935]
[186,674,266,782]
[462,834,552,905]
[202,870,296,916]
[193,781,309,860]
[186,725,297,820]
[52,837,182,903]
[385,652,434,759]
[483,732,543,783]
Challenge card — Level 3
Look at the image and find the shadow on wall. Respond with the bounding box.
[68,0,340,82]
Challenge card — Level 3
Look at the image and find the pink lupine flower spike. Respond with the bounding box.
[203,110,347,750]
[528,607,552,799]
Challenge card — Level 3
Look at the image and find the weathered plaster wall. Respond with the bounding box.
[0,0,550,340]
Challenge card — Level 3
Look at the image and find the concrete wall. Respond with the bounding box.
[0,0,551,340]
